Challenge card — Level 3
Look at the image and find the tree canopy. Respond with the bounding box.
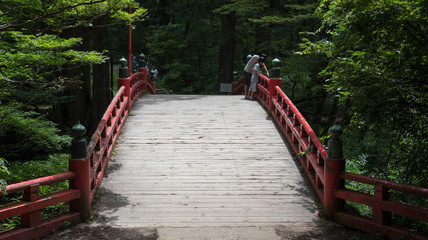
[0,0,147,191]
[300,0,427,188]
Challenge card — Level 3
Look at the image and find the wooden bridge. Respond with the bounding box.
[0,68,427,240]
[97,94,317,227]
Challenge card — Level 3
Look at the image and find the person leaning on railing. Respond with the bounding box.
[246,57,266,100]
[243,53,269,99]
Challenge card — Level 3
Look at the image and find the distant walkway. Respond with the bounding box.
[91,95,353,239]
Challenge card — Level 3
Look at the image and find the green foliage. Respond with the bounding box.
[0,0,147,213]
[214,0,269,15]
[0,105,72,161]
[0,158,10,194]
[146,13,220,94]
[301,0,428,186]
[299,0,427,231]
[5,154,69,184]
[0,0,147,33]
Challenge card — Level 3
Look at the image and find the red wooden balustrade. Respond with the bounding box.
[231,76,245,95]
[0,69,155,240]
[246,74,428,239]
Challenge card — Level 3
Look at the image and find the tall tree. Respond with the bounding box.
[218,12,236,91]
[91,14,112,133]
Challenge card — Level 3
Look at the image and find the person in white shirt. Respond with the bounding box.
[243,54,269,99]
[246,57,266,100]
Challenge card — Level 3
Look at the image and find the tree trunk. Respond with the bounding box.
[53,26,91,129]
[218,12,236,93]
[90,14,111,134]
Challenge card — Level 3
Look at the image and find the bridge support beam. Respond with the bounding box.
[69,122,91,221]
[324,124,345,220]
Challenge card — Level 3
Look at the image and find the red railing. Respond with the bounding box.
[231,76,245,95]
[269,84,327,201]
[335,173,428,240]
[0,67,155,240]
[0,172,80,240]
[87,85,129,203]
[253,74,428,239]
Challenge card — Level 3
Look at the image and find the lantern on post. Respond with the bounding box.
[271,58,281,78]
[138,53,147,69]
[119,57,128,78]
[324,123,345,220]
[71,121,87,159]
[69,121,91,221]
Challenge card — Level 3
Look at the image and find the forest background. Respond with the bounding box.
[0,0,427,231]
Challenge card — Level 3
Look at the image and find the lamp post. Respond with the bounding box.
[128,6,132,75]
[138,53,146,69]
[271,58,281,78]
[119,57,128,78]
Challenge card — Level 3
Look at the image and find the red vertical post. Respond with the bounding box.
[324,124,345,220]
[128,7,132,76]
[268,78,282,112]
[118,77,131,110]
[69,122,91,221]
[373,184,391,225]
[143,67,148,92]
[21,184,41,227]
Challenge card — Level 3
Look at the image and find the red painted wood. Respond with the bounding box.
[324,158,345,220]
[0,213,80,240]
[341,172,428,198]
[270,92,325,200]
[231,76,245,95]
[0,190,80,221]
[335,189,428,222]
[0,172,75,196]
[69,157,91,221]
[20,184,41,228]
[335,212,428,240]
[0,67,155,240]
[255,76,428,237]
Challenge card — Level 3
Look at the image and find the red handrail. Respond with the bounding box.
[255,74,428,239]
[260,78,326,200]
[0,65,154,240]
[0,172,80,239]
[0,172,75,197]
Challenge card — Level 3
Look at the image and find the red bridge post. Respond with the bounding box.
[69,122,91,221]
[137,53,148,92]
[139,67,148,92]
[118,57,131,110]
[324,124,345,220]
[268,78,282,112]
[269,58,282,112]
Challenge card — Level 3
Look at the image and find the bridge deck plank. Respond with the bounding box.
[95,95,318,228]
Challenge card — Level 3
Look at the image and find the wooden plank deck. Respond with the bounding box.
[94,94,319,231]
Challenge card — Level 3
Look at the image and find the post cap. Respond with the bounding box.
[119,57,127,67]
[71,121,86,139]
[329,124,343,138]
[272,58,281,67]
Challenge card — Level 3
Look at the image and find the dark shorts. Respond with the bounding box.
[243,71,252,87]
